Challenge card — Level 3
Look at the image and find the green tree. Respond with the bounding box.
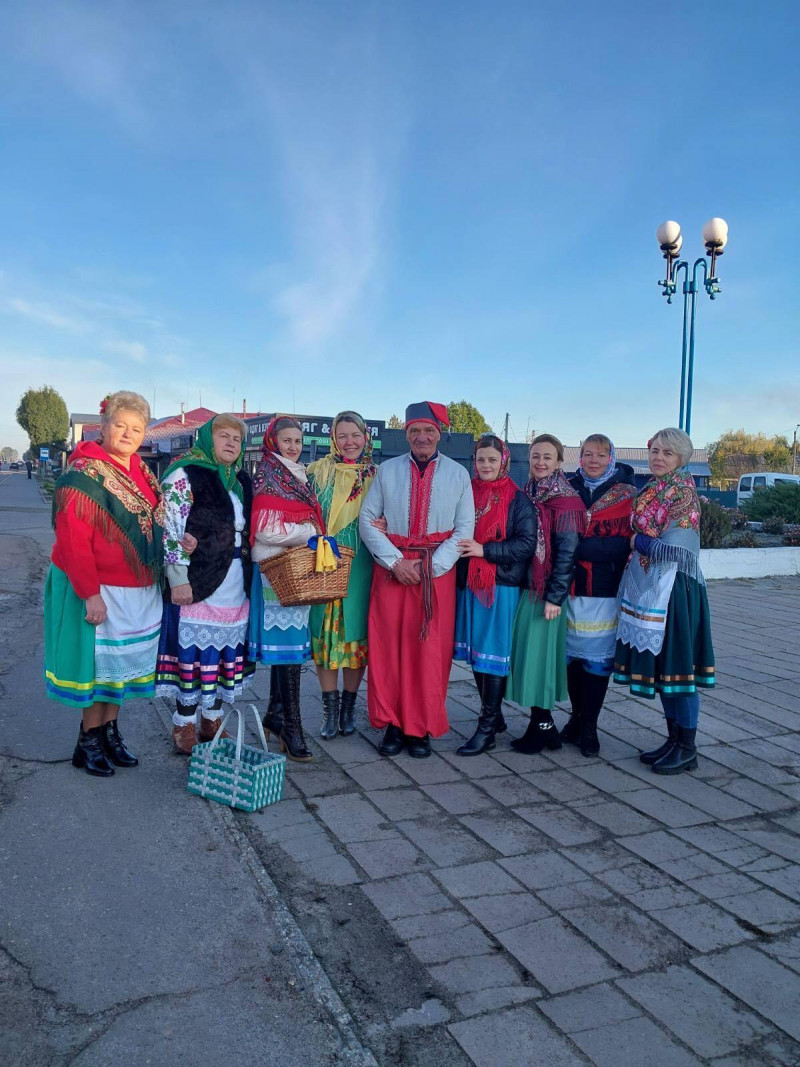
[744,483,800,524]
[1,446,20,464]
[387,413,403,429]
[16,386,69,453]
[447,400,492,439]
[707,429,792,488]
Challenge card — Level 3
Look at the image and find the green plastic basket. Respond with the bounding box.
[187,704,286,812]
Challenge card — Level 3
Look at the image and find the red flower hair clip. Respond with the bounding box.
[99,395,111,415]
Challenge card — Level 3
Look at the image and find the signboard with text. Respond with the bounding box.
[39,447,50,461]
[245,414,385,449]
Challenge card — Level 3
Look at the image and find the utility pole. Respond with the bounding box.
[793,424,799,475]
[503,412,509,442]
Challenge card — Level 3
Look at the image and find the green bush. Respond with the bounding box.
[784,532,800,547]
[761,515,786,534]
[700,499,732,548]
[745,484,800,524]
[728,531,759,548]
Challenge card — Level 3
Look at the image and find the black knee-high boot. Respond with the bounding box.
[277,666,313,762]
[472,669,507,734]
[458,674,505,756]
[262,665,284,736]
[578,671,610,757]
[561,660,585,745]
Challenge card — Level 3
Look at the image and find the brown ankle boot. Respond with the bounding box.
[173,722,198,755]
[198,716,232,742]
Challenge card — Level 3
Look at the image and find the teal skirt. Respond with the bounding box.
[614,574,715,698]
[506,596,567,710]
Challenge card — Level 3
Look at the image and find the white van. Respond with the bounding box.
[737,472,800,507]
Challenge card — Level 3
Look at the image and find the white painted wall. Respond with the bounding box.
[701,547,800,580]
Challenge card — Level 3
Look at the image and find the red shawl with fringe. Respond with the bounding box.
[250,419,324,541]
[51,441,163,597]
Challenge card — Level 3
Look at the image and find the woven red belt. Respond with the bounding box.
[388,530,453,640]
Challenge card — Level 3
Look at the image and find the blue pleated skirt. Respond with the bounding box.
[247,569,311,665]
[453,584,519,677]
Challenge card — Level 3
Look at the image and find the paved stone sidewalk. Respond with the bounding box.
[241,576,800,1065]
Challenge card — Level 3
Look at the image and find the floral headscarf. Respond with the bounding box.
[162,416,245,501]
[306,411,377,538]
[251,416,324,536]
[524,469,587,600]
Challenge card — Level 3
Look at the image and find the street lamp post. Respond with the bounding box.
[656,218,729,435]
[792,424,800,476]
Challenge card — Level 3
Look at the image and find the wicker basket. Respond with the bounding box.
[259,544,355,606]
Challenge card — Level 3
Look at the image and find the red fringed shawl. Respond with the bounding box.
[467,475,518,606]
[574,481,636,595]
[524,471,587,600]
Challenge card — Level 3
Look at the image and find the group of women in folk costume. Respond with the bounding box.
[453,427,714,775]
[44,395,378,777]
[44,387,715,782]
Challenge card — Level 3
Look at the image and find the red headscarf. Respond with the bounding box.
[467,437,518,606]
[250,416,324,540]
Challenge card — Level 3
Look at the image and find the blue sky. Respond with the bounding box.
[1,0,798,453]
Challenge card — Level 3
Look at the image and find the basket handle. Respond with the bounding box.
[247,704,272,754]
[207,707,245,761]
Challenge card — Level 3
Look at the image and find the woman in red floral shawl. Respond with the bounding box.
[247,416,324,762]
[506,434,587,754]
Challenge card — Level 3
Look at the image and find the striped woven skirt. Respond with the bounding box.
[44,564,161,708]
[155,560,254,709]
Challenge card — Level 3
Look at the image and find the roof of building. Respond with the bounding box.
[70,412,101,424]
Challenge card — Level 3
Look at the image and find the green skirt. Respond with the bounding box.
[614,573,715,698]
[506,596,567,710]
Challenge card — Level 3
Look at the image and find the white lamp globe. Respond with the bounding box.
[702,217,729,248]
[670,234,683,255]
[657,220,681,247]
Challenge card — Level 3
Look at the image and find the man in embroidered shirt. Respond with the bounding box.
[359,401,475,758]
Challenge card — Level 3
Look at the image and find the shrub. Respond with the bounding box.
[726,508,748,530]
[762,515,786,535]
[728,531,758,548]
[784,530,800,547]
[700,499,732,548]
[745,484,800,524]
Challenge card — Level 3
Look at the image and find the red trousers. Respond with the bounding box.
[366,563,456,739]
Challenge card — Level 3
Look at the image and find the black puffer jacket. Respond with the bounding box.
[569,463,636,599]
[456,489,537,590]
[543,528,580,606]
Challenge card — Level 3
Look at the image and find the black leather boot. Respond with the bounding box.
[474,668,506,733]
[262,666,284,738]
[277,666,313,762]
[578,672,610,757]
[561,660,585,746]
[379,724,405,756]
[458,673,504,756]
[100,719,139,767]
[640,718,678,765]
[320,690,340,739]
[339,690,358,736]
[407,735,431,758]
[72,725,115,777]
[511,707,562,754]
[652,725,697,775]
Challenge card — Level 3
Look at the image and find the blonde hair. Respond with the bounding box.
[101,391,151,427]
[649,427,693,466]
[581,433,612,455]
[213,413,247,437]
[529,433,565,462]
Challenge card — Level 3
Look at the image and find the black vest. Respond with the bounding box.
[181,466,253,603]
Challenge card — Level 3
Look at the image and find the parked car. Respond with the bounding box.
[9,462,21,470]
[737,472,800,507]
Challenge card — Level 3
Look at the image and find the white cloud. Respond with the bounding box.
[6,297,89,333]
[103,339,148,363]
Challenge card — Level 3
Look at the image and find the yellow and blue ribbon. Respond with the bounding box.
[307,535,341,573]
